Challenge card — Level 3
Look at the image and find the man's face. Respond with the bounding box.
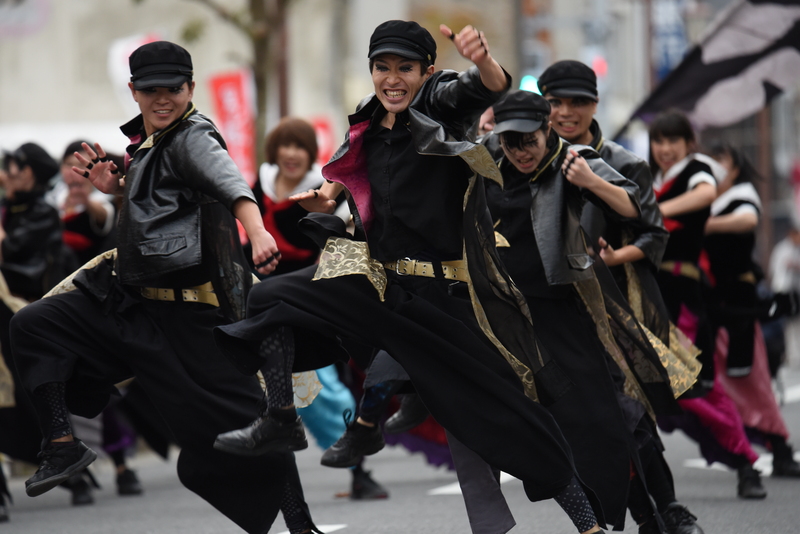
[371,54,434,115]
[544,94,597,145]
[500,127,551,175]
[129,81,195,136]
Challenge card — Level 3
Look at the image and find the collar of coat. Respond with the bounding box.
[321,74,501,232]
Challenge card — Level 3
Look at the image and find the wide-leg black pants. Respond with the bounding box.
[216,265,584,504]
[9,285,301,534]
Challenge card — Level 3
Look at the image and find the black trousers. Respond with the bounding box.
[216,265,585,504]
[9,285,303,534]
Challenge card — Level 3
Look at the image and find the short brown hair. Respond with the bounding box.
[264,117,318,168]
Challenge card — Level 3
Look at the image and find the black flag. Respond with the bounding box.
[619,0,800,134]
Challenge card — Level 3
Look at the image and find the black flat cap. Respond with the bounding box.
[492,91,551,134]
[368,20,436,64]
[537,60,598,101]
[4,142,59,185]
[129,41,193,90]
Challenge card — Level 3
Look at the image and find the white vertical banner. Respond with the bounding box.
[107,33,162,117]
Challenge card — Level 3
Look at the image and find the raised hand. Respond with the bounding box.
[73,142,122,194]
[440,24,490,65]
[440,24,507,92]
[561,149,597,189]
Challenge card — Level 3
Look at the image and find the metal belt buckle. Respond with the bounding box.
[396,257,413,276]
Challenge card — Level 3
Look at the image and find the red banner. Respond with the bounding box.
[209,69,257,187]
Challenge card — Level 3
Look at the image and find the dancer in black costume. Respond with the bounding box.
[215,20,608,534]
[9,41,321,534]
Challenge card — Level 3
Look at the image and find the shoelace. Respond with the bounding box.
[342,408,355,428]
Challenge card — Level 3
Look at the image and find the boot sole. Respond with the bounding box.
[25,448,98,498]
[213,436,308,457]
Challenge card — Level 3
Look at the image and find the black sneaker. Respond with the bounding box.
[321,410,384,468]
[25,440,97,498]
[64,473,94,506]
[350,465,389,500]
[214,413,307,456]
[117,468,144,496]
[662,502,704,534]
[384,393,429,434]
[772,444,800,478]
[737,464,767,499]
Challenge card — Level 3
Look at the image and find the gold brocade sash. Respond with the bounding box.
[624,263,701,397]
[313,237,388,301]
[574,276,654,417]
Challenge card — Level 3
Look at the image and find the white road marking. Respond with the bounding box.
[276,525,347,534]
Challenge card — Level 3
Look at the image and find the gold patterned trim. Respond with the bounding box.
[257,370,322,408]
[45,248,119,298]
[574,275,654,417]
[313,237,388,301]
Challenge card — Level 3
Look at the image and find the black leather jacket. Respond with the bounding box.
[0,190,62,299]
[581,121,668,268]
[116,105,255,285]
[492,133,641,286]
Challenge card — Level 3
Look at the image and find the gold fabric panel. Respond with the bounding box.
[625,263,701,397]
[45,248,119,298]
[0,271,27,407]
[313,237,388,301]
[0,351,14,408]
[468,245,539,402]
[459,145,503,186]
[573,275,654,417]
[256,370,322,408]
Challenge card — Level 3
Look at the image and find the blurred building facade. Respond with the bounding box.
[2,0,800,270]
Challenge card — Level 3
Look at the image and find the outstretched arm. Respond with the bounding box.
[289,181,344,214]
[440,24,508,92]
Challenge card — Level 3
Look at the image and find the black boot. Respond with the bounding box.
[771,441,800,478]
[350,465,389,500]
[737,464,767,499]
[117,468,144,496]
[321,410,384,468]
[214,408,307,456]
[62,472,95,506]
[26,439,97,497]
[384,393,429,434]
[661,502,704,534]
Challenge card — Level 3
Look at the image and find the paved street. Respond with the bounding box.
[3,369,800,534]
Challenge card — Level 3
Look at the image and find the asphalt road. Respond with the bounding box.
[3,369,800,534]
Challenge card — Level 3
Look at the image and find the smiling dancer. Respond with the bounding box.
[214,20,608,534]
[9,41,321,534]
